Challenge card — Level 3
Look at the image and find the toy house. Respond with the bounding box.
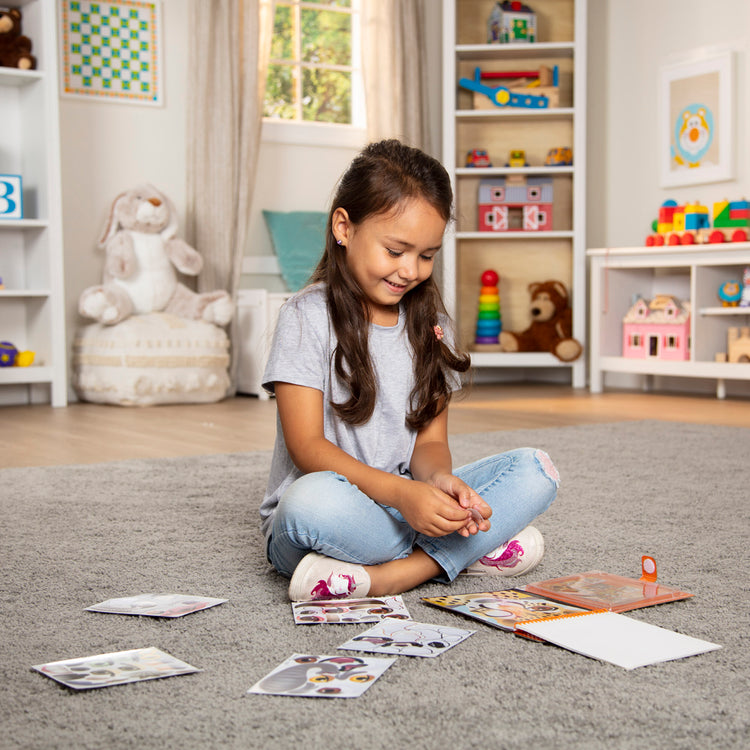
[622,295,691,360]
[478,176,553,231]
[487,1,537,44]
[727,327,750,363]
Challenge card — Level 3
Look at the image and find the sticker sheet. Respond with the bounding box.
[247,654,395,698]
[422,589,588,631]
[292,596,410,624]
[338,619,474,658]
[86,593,227,618]
[32,647,200,690]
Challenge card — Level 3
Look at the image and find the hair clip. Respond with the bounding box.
[433,325,444,341]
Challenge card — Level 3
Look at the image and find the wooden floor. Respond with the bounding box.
[1,383,748,468]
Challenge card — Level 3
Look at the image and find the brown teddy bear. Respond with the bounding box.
[0,7,36,70]
[499,280,583,361]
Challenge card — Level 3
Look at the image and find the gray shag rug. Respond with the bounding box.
[2,421,748,749]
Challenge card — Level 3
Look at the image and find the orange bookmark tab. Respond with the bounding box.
[640,555,658,582]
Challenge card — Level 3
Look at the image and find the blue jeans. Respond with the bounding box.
[266,447,559,582]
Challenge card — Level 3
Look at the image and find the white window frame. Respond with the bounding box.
[262,0,365,148]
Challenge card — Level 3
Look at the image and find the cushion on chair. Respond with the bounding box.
[262,210,327,291]
[73,313,230,406]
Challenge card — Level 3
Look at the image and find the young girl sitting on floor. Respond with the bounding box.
[260,139,559,601]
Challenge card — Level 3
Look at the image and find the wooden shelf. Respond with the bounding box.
[442,0,587,388]
[588,244,750,399]
[0,0,67,406]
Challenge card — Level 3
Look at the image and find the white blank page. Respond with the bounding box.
[517,611,721,669]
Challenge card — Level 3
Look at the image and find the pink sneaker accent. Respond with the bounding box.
[288,552,371,601]
[461,526,545,577]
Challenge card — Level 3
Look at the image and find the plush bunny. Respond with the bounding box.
[79,185,233,326]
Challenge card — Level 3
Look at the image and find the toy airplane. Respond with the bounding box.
[459,67,549,109]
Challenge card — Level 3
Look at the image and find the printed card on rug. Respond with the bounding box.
[86,593,227,618]
[247,654,395,698]
[32,647,200,690]
[292,595,410,624]
[338,619,474,658]
[422,589,589,631]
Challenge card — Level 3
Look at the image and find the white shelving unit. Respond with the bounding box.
[441,0,586,387]
[588,243,750,399]
[0,0,66,406]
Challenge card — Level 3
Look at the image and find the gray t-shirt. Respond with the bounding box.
[259,283,452,541]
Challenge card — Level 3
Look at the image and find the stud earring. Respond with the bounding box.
[336,239,343,246]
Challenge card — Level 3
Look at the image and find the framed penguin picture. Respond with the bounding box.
[659,50,733,187]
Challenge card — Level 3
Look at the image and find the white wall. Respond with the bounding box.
[588,0,750,249]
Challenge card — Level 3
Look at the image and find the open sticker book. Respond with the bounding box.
[292,596,410,624]
[247,654,395,698]
[32,647,200,690]
[422,589,589,631]
[86,593,227,618]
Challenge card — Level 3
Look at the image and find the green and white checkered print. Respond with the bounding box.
[61,1,161,104]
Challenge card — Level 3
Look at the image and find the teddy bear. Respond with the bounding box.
[499,280,582,362]
[0,7,36,70]
[78,184,233,327]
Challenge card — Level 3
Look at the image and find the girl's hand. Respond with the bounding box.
[398,477,491,538]
[427,473,492,537]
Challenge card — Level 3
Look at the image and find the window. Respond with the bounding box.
[264,0,363,129]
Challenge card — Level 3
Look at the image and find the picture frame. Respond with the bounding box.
[659,50,733,187]
[59,0,163,106]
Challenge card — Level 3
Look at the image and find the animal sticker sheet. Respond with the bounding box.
[338,619,475,658]
[86,593,227,618]
[32,647,200,690]
[292,596,410,624]
[422,589,588,631]
[248,654,395,698]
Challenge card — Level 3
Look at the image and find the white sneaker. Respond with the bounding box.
[288,552,371,601]
[460,526,545,577]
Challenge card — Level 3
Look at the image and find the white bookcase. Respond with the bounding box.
[441,0,586,387]
[0,0,66,406]
[588,243,750,399]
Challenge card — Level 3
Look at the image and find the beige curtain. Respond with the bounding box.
[186,0,274,394]
[361,0,431,153]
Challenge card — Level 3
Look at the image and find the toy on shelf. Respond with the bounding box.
[499,281,582,361]
[465,149,492,168]
[718,280,742,306]
[741,267,750,308]
[622,295,690,361]
[544,147,573,166]
[487,1,537,44]
[505,149,528,168]
[646,199,749,246]
[0,341,34,367]
[478,176,553,232]
[0,7,36,70]
[459,65,559,110]
[474,270,502,345]
[0,174,23,219]
[728,328,750,362]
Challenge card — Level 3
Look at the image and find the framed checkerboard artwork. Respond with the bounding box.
[60,1,163,105]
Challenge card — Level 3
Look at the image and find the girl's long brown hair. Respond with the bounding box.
[309,140,470,430]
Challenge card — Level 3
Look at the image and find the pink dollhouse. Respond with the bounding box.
[622,294,691,360]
